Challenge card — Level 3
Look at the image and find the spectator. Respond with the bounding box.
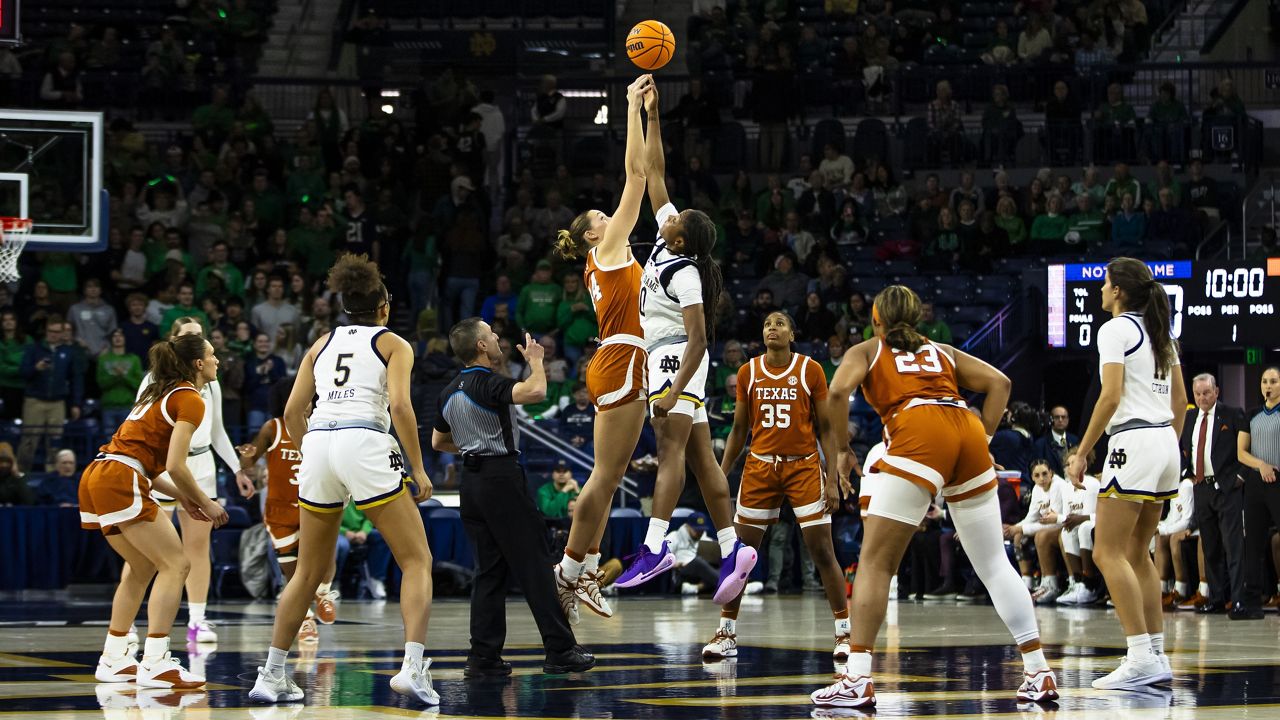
[991,401,1039,480]
[916,302,952,344]
[839,290,872,341]
[1104,162,1142,205]
[96,328,143,430]
[40,51,82,109]
[1044,81,1083,163]
[927,80,966,163]
[1074,32,1112,70]
[982,20,1017,66]
[531,189,574,249]
[1030,194,1069,255]
[923,206,961,271]
[136,180,190,230]
[472,89,506,191]
[33,449,80,506]
[781,211,818,265]
[558,384,595,450]
[1071,166,1107,207]
[537,462,580,519]
[755,254,809,315]
[196,241,246,300]
[481,275,519,326]
[243,332,286,432]
[1183,158,1219,218]
[67,279,117,356]
[530,74,567,131]
[0,309,32,414]
[1147,161,1183,207]
[818,143,854,191]
[820,335,847,381]
[518,260,562,336]
[1237,366,1280,619]
[968,210,1009,272]
[1147,82,1189,162]
[1109,192,1146,252]
[994,196,1029,254]
[950,171,986,215]
[667,513,720,595]
[0,442,31,506]
[1066,193,1106,251]
[1148,187,1197,254]
[210,327,245,428]
[273,323,304,373]
[1033,406,1079,478]
[739,289,780,340]
[18,318,85,472]
[556,273,596,367]
[251,275,302,343]
[1204,77,1246,119]
[341,184,380,262]
[797,291,838,343]
[334,502,393,599]
[1180,373,1246,614]
[1017,14,1053,63]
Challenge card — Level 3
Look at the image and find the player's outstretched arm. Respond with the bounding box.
[598,75,653,263]
[643,80,671,213]
[382,331,432,502]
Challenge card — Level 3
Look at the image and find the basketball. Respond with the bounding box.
[627,20,675,71]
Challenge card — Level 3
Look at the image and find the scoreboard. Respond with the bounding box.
[1047,259,1280,350]
[0,0,19,46]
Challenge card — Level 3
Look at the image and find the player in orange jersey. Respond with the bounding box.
[82,334,229,689]
[811,286,1058,709]
[705,311,853,660]
[237,377,339,644]
[549,74,654,625]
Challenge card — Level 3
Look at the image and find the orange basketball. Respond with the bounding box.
[627,20,675,71]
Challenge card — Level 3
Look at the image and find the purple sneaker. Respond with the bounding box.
[614,542,677,588]
[712,540,758,605]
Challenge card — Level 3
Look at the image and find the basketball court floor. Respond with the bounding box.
[1,593,1277,719]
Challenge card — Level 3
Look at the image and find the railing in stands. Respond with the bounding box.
[960,290,1026,369]
[1239,172,1280,258]
[517,417,642,506]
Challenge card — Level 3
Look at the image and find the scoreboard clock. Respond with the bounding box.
[1047,259,1280,350]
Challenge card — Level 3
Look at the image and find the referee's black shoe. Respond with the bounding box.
[1228,603,1264,621]
[544,645,595,674]
[464,656,513,677]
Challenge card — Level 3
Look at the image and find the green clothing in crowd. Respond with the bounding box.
[556,292,598,351]
[1096,101,1137,125]
[159,306,210,335]
[1030,213,1069,249]
[536,480,579,519]
[1148,98,1189,125]
[342,503,373,535]
[517,281,561,334]
[1066,209,1106,248]
[0,336,32,391]
[96,351,144,410]
[996,215,1028,251]
[196,262,245,300]
[40,253,79,295]
[917,319,953,344]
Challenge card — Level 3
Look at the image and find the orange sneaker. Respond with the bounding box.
[314,592,337,625]
[1161,591,1176,609]
[1264,595,1280,612]
[1176,592,1206,611]
[298,617,320,644]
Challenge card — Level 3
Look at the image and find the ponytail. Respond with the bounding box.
[873,285,927,352]
[1106,257,1178,379]
[555,211,596,260]
[138,334,207,407]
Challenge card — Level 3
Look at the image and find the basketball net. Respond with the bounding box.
[0,218,32,283]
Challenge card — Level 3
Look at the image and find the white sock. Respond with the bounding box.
[1174,581,1188,597]
[716,527,738,559]
[1150,632,1165,656]
[1198,581,1210,596]
[643,519,669,554]
[403,641,425,668]
[834,616,851,637]
[266,646,288,676]
[1045,575,1059,591]
[558,554,584,582]
[719,616,736,634]
[1126,633,1152,662]
[142,636,169,665]
[1022,648,1050,673]
[188,602,206,626]
[305,608,314,619]
[316,582,332,597]
[585,552,601,574]
[104,633,131,658]
[847,650,872,677]
[1161,579,1172,593]
[1022,575,1034,590]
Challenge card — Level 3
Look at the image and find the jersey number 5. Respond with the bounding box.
[760,403,791,428]
[334,353,353,386]
[894,345,943,374]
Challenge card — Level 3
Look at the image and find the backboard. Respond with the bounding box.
[0,110,105,252]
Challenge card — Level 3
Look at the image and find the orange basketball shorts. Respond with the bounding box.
[872,404,997,502]
[79,459,160,535]
[585,343,647,412]
[264,499,301,559]
[735,453,829,528]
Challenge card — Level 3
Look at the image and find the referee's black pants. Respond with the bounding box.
[1241,471,1280,608]
[460,456,576,660]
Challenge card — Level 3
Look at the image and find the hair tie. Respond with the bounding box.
[872,305,882,325]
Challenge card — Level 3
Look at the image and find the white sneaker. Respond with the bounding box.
[136,653,205,689]
[682,582,701,595]
[575,571,614,619]
[1016,669,1060,702]
[1154,654,1173,684]
[368,579,387,600]
[1036,584,1062,605]
[249,666,305,703]
[811,674,876,708]
[833,635,851,662]
[1092,655,1166,690]
[390,658,441,705]
[125,625,139,646]
[94,652,138,683]
[744,581,764,595]
[702,628,738,659]
[187,620,217,644]
[1056,583,1081,606]
[554,566,580,626]
[1074,586,1100,605]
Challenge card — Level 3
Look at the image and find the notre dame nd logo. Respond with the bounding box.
[388,449,405,472]
[1108,447,1128,469]
[659,355,680,373]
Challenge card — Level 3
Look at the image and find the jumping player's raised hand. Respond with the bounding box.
[643,78,659,114]
[626,74,654,108]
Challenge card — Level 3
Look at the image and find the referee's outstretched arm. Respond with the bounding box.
[511,334,548,404]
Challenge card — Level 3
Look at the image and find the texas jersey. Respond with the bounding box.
[265,418,301,506]
[862,339,963,421]
[585,246,644,346]
[310,325,391,431]
[101,384,205,478]
[739,353,827,457]
[639,203,702,351]
[137,372,219,447]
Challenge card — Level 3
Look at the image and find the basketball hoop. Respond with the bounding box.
[0,218,32,283]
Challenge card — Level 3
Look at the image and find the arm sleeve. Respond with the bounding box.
[476,372,520,406]
[206,380,240,471]
[1095,317,1132,366]
[167,388,206,426]
[669,266,704,308]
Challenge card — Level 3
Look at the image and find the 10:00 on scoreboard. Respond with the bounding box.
[1047,259,1280,350]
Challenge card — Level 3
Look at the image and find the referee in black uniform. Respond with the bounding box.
[432,318,595,676]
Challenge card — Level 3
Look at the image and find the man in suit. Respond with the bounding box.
[1179,373,1247,614]
[1033,405,1080,478]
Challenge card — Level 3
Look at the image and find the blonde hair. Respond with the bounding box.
[873,285,927,352]
[554,211,596,259]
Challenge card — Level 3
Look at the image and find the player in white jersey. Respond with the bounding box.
[1067,257,1186,691]
[132,317,253,645]
[1056,446,1103,606]
[250,254,439,706]
[613,106,757,603]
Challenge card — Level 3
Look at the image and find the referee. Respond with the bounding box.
[432,318,595,676]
